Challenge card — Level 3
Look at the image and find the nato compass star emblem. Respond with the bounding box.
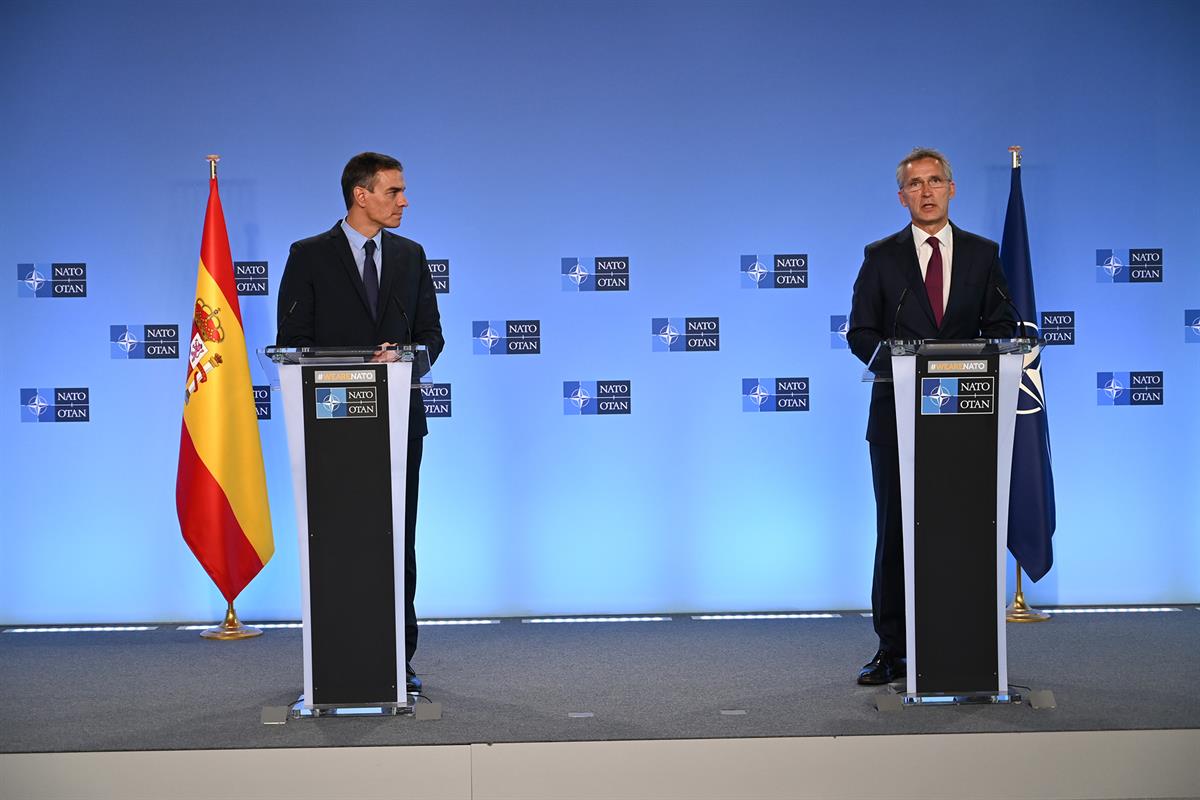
[1104,377,1124,400]
[25,392,49,418]
[836,319,849,342]
[321,392,342,415]
[930,384,953,407]
[570,385,591,410]
[117,329,138,353]
[1103,253,1123,278]
[656,322,680,346]
[22,268,47,292]
[567,262,589,287]
[749,382,770,407]
[746,259,768,284]
[1190,316,1200,336]
[478,326,501,351]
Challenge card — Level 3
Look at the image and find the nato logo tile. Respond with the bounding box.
[17,263,87,298]
[20,387,90,422]
[1040,312,1075,346]
[562,257,629,291]
[473,320,540,355]
[110,325,180,359]
[253,385,271,420]
[830,315,849,349]
[234,261,269,296]
[1185,310,1200,343]
[1097,371,1163,405]
[563,381,631,415]
[1096,249,1162,283]
[741,254,808,289]
[743,378,810,412]
[427,260,450,294]
[421,382,452,417]
[652,317,719,351]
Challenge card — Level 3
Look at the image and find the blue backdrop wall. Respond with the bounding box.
[2,0,1197,623]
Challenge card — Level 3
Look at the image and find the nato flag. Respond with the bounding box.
[1000,163,1056,581]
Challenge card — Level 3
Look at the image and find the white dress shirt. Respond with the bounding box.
[912,222,953,312]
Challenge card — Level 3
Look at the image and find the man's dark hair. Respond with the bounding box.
[341,152,403,209]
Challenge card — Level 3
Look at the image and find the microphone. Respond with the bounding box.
[891,288,909,342]
[389,294,413,344]
[276,300,299,341]
[993,285,1029,341]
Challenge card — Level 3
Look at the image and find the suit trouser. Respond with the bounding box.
[405,435,422,664]
[869,442,906,657]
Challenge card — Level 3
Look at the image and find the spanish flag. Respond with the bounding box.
[176,165,274,602]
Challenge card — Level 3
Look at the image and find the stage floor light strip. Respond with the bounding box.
[692,613,841,621]
[1046,607,1181,614]
[418,619,500,626]
[4,626,157,633]
[522,616,671,624]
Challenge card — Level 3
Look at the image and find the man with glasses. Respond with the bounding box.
[846,148,1015,685]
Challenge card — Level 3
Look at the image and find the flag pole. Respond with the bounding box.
[1002,145,1051,624]
[193,153,265,641]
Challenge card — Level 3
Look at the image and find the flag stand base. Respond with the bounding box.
[200,601,263,640]
[1006,569,1050,623]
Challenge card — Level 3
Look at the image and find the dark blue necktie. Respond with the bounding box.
[363,239,379,320]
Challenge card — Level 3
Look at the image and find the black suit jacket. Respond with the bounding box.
[847,222,1016,445]
[276,222,445,437]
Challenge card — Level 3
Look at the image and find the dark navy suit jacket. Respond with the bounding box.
[847,222,1016,445]
[276,222,445,438]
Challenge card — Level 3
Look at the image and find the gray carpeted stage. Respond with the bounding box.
[2,609,1198,754]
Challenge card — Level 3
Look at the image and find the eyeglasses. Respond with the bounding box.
[902,176,949,193]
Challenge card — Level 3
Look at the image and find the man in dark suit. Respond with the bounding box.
[847,148,1015,685]
[276,152,444,693]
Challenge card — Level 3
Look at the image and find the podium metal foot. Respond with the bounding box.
[288,694,413,719]
[900,691,1023,706]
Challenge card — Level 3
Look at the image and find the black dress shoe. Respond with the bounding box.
[857,649,906,685]
[406,663,422,694]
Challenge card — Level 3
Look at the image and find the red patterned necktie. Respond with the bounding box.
[925,236,944,327]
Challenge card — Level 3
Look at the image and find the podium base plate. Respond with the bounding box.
[289,695,415,719]
[900,691,1023,707]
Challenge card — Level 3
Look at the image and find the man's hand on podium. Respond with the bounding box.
[371,342,399,363]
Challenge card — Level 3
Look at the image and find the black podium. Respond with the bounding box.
[263,345,427,716]
[868,338,1033,704]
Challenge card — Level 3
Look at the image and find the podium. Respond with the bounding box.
[262,345,428,716]
[867,338,1033,704]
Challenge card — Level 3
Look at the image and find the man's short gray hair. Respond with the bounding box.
[896,147,953,188]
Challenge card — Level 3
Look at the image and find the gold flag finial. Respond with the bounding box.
[1008,145,1022,169]
[206,154,221,179]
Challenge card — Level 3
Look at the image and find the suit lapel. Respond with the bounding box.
[329,222,375,322]
[894,226,938,330]
[378,232,401,328]
[941,222,973,330]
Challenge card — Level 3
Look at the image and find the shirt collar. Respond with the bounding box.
[340,218,381,254]
[912,222,952,249]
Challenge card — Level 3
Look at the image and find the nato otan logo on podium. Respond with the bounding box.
[1096,372,1163,405]
[473,320,541,355]
[743,378,810,412]
[651,317,720,352]
[16,263,87,298]
[233,262,269,296]
[1096,248,1163,283]
[1184,310,1200,344]
[562,257,630,291]
[110,325,180,359]
[740,254,808,289]
[421,382,452,417]
[921,377,995,415]
[830,315,849,349]
[20,388,90,423]
[1040,312,1075,346]
[426,260,450,294]
[563,381,632,415]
